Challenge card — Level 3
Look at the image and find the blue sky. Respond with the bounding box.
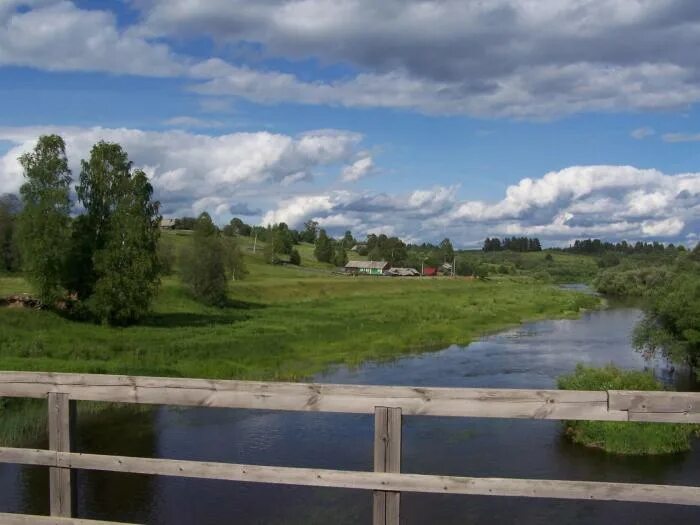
[1,1,699,247]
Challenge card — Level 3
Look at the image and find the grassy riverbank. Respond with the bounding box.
[0,238,599,381]
[558,365,700,455]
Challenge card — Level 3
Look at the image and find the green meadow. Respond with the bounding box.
[0,231,599,381]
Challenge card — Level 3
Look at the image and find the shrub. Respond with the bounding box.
[558,364,699,455]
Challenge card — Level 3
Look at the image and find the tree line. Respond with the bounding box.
[482,237,542,252]
[565,238,686,254]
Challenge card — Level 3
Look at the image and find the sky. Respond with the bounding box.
[0,1,699,248]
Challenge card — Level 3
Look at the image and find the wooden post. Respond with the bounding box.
[48,392,76,517]
[373,406,401,525]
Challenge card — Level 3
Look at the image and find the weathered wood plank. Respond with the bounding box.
[0,372,632,421]
[610,390,700,413]
[1,448,699,507]
[385,408,401,525]
[48,393,75,517]
[373,408,388,524]
[373,407,402,525]
[0,512,137,525]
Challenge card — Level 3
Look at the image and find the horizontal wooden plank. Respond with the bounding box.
[0,371,629,421]
[628,412,700,423]
[0,512,137,524]
[1,448,698,507]
[610,390,700,415]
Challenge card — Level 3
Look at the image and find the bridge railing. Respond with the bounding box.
[1,371,700,524]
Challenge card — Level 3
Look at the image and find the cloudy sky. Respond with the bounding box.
[1,1,699,247]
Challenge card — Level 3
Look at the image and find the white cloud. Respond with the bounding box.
[0,125,365,222]
[4,2,700,118]
[139,0,700,118]
[261,165,700,246]
[0,1,183,76]
[2,125,698,246]
[341,156,374,182]
[631,127,655,140]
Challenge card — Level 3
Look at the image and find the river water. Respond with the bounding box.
[1,303,699,523]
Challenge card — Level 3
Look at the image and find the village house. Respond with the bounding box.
[344,260,389,275]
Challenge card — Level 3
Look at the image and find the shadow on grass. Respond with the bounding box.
[142,299,266,328]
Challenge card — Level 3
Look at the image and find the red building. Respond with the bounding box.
[422,266,438,277]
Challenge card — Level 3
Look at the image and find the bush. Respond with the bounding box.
[558,365,699,455]
[289,249,301,266]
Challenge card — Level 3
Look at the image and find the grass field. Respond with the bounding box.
[0,231,600,381]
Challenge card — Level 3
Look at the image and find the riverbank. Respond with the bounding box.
[0,267,599,381]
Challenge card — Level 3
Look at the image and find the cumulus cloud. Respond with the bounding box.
[0,125,365,221]
[1,125,698,246]
[5,1,700,118]
[0,1,182,76]
[261,166,700,246]
[139,0,700,118]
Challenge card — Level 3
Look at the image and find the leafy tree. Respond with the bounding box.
[181,213,229,306]
[17,135,72,302]
[342,230,355,249]
[173,217,197,230]
[301,220,319,243]
[0,194,21,271]
[90,169,161,325]
[333,245,348,267]
[314,229,334,263]
[223,236,248,280]
[439,238,454,262]
[223,217,252,237]
[289,248,301,265]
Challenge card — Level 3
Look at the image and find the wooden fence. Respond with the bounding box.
[1,371,700,524]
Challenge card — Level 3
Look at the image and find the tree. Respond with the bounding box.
[0,194,21,272]
[90,169,161,325]
[223,236,248,280]
[17,135,72,303]
[62,141,161,324]
[342,230,355,249]
[301,220,319,243]
[223,217,252,237]
[314,229,334,263]
[333,245,348,267]
[181,213,229,306]
[439,238,454,262]
[289,248,301,265]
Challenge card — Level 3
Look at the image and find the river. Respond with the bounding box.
[1,302,699,523]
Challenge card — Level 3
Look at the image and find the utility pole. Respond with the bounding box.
[253,230,258,254]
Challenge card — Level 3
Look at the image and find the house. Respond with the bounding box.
[422,266,438,277]
[345,260,389,275]
[385,267,420,277]
[350,243,367,252]
[160,218,177,230]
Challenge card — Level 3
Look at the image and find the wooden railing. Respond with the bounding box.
[1,371,700,524]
